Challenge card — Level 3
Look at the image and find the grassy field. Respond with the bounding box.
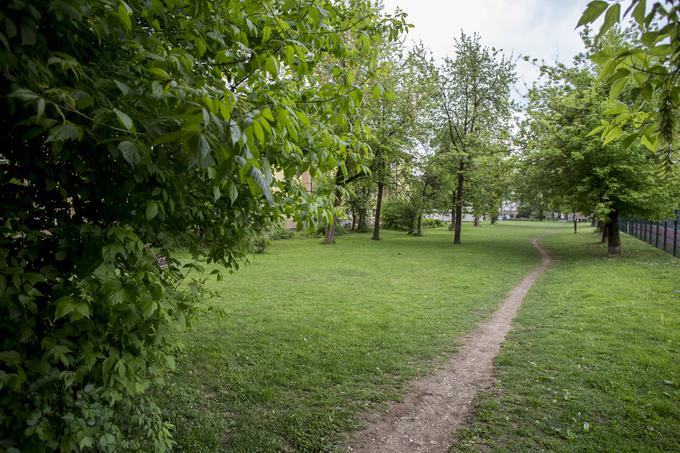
[452,227,680,452]
[159,223,551,452]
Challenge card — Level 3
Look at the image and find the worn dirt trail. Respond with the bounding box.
[346,239,551,453]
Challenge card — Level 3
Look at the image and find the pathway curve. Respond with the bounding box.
[346,239,551,453]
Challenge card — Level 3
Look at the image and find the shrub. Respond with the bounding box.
[268,226,295,241]
[381,200,417,231]
[422,218,444,228]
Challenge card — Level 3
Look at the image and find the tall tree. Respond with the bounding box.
[418,33,515,244]
[367,46,421,241]
[518,53,680,254]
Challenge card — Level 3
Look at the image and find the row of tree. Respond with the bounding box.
[322,32,517,245]
[333,0,678,257]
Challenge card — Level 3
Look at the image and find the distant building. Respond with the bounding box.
[500,201,518,219]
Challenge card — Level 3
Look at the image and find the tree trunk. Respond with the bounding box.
[591,217,597,227]
[351,207,356,231]
[491,215,498,225]
[372,180,384,241]
[597,220,605,234]
[416,213,423,236]
[474,215,480,227]
[453,162,464,244]
[357,207,367,232]
[607,209,621,255]
[324,189,342,244]
[573,210,577,233]
[450,191,456,231]
[601,222,609,243]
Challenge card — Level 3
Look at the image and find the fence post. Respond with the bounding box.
[664,221,668,252]
[656,222,659,248]
[674,219,678,257]
[644,221,648,242]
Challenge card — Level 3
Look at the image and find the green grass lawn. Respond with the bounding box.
[452,227,680,452]
[159,223,552,452]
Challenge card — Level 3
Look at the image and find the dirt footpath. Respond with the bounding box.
[346,239,551,453]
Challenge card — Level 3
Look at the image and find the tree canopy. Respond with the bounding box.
[0,0,407,449]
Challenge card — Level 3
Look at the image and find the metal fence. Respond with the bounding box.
[621,213,680,257]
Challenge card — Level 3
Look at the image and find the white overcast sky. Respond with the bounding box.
[381,0,594,97]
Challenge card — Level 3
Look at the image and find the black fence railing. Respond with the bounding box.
[621,213,680,257]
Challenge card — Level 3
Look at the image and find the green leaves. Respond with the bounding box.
[603,125,622,145]
[248,166,273,205]
[147,67,171,81]
[1,0,409,450]
[597,3,621,38]
[145,201,159,220]
[113,108,135,132]
[45,123,84,143]
[577,1,609,27]
[118,140,140,166]
[632,0,646,27]
[54,296,90,320]
[117,4,132,32]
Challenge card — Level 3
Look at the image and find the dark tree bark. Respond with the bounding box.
[416,213,423,236]
[450,191,456,231]
[453,162,465,244]
[372,180,384,241]
[357,206,367,232]
[323,165,369,244]
[601,222,609,243]
[351,207,356,231]
[474,215,481,227]
[491,215,498,225]
[573,210,577,233]
[607,209,621,255]
[597,220,605,234]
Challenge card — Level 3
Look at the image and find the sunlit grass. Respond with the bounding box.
[160,223,553,451]
[452,228,680,452]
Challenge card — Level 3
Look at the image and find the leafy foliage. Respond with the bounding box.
[517,48,680,253]
[0,0,406,450]
[381,199,418,232]
[577,0,679,164]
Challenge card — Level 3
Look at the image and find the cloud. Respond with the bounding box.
[382,0,592,94]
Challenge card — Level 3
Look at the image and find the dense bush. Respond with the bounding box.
[422,218,444,228]
[0,0,406,450]
[268,226,295,241]
[381,200,417,231]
